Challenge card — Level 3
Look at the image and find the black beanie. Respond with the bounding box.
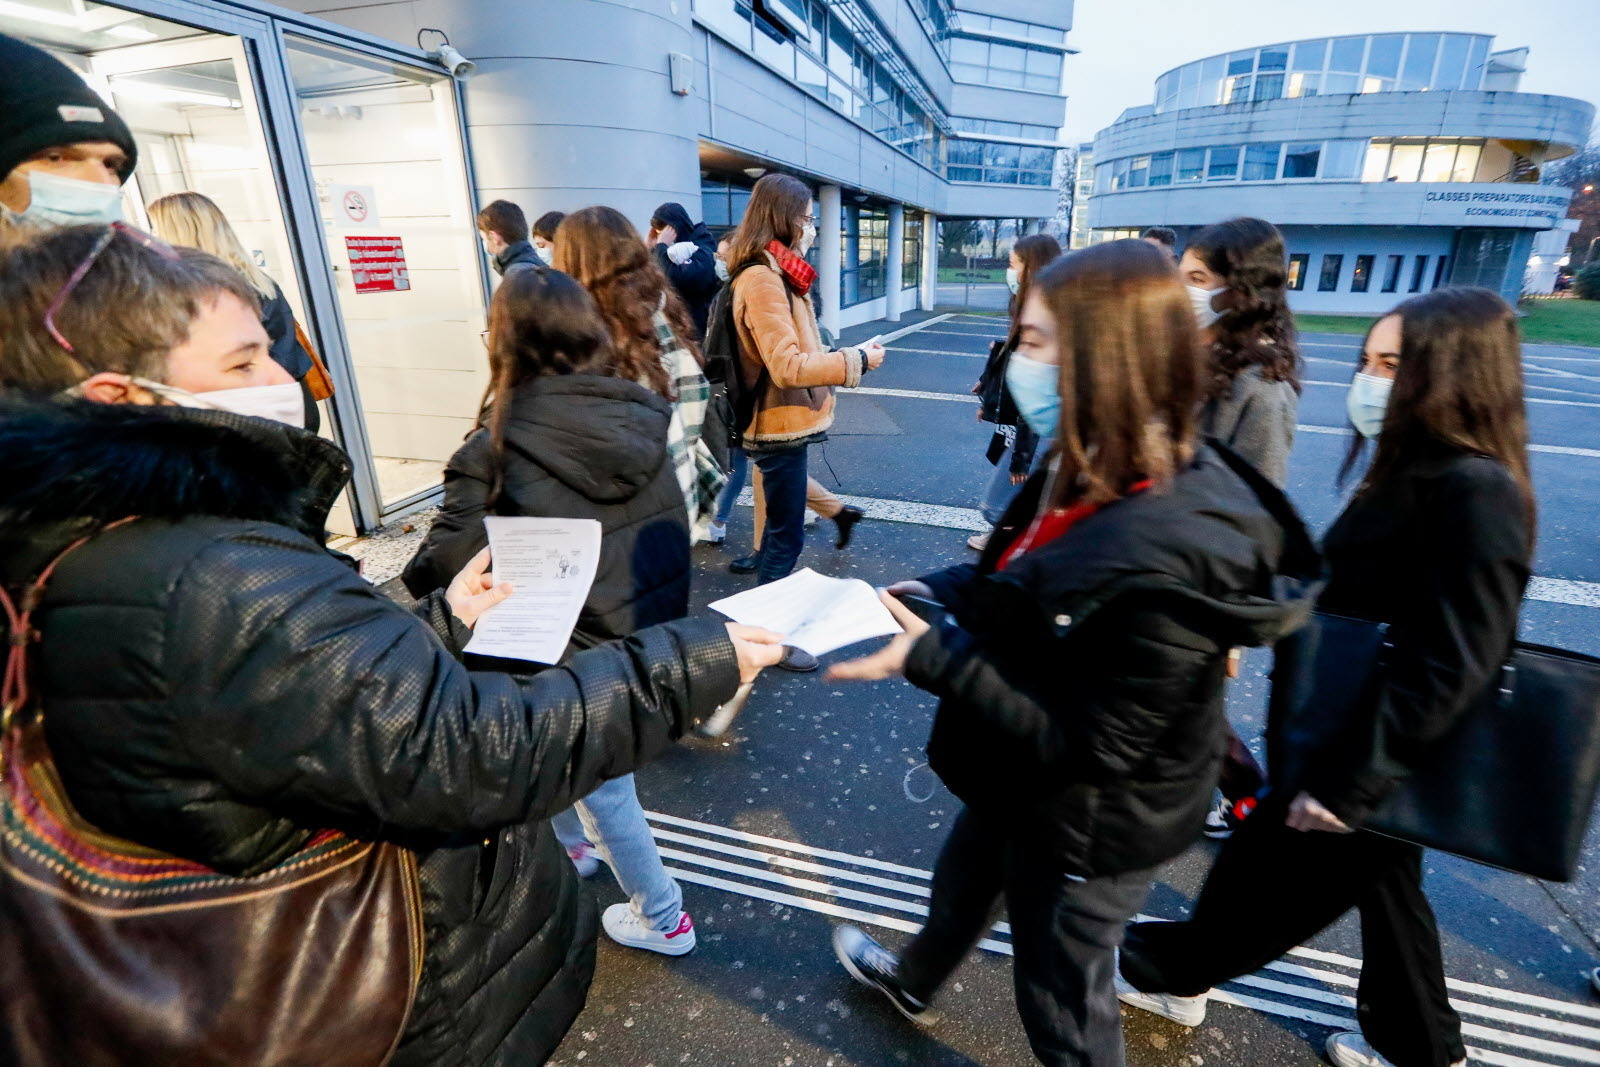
[0,33,137,184]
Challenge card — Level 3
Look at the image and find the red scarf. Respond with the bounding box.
[766,239,816,296]
[996,480,1154,572]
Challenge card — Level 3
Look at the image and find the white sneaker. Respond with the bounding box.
[706,521,727,544]
[566,841,600,878]
[966,530,990,552]
[1114,954,1208,1027]
[602,904,697,957]
[1323,1032,1465,1067]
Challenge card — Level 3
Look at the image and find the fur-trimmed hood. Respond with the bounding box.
[0,400,350,579]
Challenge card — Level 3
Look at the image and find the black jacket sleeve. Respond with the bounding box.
[167,532,742,836]
[401,439,493,598]
[1312,460,1530,826]
[259,284,314,380]
[653,242,719,302]
[906,602,1223,784]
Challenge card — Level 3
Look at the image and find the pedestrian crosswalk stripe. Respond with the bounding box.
[645,810,1600,1065]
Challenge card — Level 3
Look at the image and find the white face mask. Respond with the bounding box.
[1346,372,1394,439]
[136,377,306,430]
[532,242,552,265]
[1006,267,1021,295]
[1186,284,1227,330]
[798,222,817,257]
[714,258,730,282]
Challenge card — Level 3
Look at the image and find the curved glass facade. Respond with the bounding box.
[1152,33,1491,112]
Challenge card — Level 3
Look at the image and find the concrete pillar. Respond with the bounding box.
[281,0,705,232]
[921,211,939,311]
[885,203,905,323]
[817,183,843,339]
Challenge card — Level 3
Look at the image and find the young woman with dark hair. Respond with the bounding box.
[968,231,1062,552]
[1119,287,1532,1067]
[403,267,710,957]
[554,205,724,541]
[826,240,1316,1067]
[1181,216,1301,487]
[723,174,885,669]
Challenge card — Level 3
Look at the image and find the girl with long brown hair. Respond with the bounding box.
[554,206,725,541]
[1181,216,1301,487]
[1120,287,1532,1067]
[969,231,1061,552]
[826,240,1316,1066]
[403,267,709,958]
[723,174,885,655]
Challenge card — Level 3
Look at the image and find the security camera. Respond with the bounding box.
[434,44,476,79]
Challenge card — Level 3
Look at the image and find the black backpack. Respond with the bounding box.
[700,261,768,468]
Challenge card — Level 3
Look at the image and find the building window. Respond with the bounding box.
[1206,145,1241,180]
[1351,255,1374,293]
[1287,253,1309,291]
[1242,143,1281,180]
[1149,151,1175,186]
[1321,140,1366,179]
[1128,155,1150,188]
[1433,255,1451,288]
[1282,142,1321,178]
[1381,254,1404,292]
[1176,147,1206,183]
[955,12,1066,44]
[701,175,754,231]
[1409,255,1429,292]
[840,204,889,308]
[903,214,923,289]
[948,35,1061,92]
[1319,254,1344,291]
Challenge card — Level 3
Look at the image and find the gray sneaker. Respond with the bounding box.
[1323,1031,1466,1067]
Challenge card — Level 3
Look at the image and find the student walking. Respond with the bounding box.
[555,204,726,543]
[648,201,720,338]
[969,232,1060,552]
[477,198,542,276]
[1181,216,1301,487]
[403,266,710,955]
[722,173,885,605]
[1117,287,1533,1067]
[826,240,1317,1067]
[147,191,323,433]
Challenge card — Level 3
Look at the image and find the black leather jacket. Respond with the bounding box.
[0,401,741,1065]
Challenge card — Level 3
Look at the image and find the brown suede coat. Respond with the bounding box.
[731,252,866,448]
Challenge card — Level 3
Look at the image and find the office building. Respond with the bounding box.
[1080,33,1592,311]
[4,0,1070,532]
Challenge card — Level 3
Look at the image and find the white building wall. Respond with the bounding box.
[1275,226,1459,313]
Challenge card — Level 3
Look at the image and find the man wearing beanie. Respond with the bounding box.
[0,33,138,232]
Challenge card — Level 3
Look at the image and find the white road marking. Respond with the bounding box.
[855,385,978,403]
[870,314,955,345]
[647,812,1600,1064]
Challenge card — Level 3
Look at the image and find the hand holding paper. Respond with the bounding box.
[464,517,602,664]
[826,592,931,682]
[708,568,902,658]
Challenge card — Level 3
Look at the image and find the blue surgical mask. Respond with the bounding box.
[714,258,730,282]
[1005,267,1020,295]
[1005,352,1060,436]
[14,170,124,228]
[1346,372,1393,439]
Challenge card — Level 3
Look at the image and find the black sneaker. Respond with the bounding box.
[832,925,937,1025]
[833,506,864,549]
[1203,795,1257,840]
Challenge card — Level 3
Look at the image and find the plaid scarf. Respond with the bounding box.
[766,239,816,296]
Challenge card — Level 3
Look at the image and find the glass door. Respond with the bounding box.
[285,36,488,512]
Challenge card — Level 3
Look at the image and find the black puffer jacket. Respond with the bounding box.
[650,203,719,338]
[403,375,690,661]
[910,445,1320,877]
[0,401,741,1066]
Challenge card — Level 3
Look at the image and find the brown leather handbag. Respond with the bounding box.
[294,319,337,402]
[0,525,423,1065]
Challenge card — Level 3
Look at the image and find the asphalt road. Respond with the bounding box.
[496,311,1600,1067]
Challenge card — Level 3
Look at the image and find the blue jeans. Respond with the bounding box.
[750,445,809,584]
[551,774,683,932]
[714,448,748,525]
[980,436,1052,526]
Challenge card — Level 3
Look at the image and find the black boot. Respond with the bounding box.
[832,506,864,549]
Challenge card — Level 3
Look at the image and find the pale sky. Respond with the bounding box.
[1059,0,1600,146]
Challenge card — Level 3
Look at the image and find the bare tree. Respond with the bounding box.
[1543,135,1600,266]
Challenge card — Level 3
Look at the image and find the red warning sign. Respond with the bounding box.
[345,235,409,294]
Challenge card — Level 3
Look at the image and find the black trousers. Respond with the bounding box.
[896,807,1154,1067]
[1119,793,1465,1067]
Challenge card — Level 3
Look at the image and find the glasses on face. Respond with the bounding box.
[44,221,179,354]
[798,214,816,226]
